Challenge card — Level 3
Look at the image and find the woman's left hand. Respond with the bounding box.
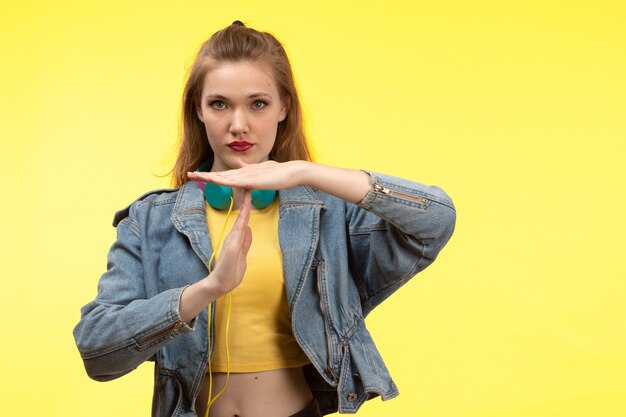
[187,160,308,190]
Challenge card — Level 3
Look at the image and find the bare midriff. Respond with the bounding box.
[195,367,313,417]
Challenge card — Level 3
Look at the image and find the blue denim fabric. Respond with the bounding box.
[73,170,456,416]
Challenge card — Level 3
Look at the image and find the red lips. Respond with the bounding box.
[227,141,253,152]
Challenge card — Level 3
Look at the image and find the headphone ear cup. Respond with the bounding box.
[204,182,233,210]
[251,190,277,210]
[194,161,277,210]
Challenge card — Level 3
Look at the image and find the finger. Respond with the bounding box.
[233,190,252,230]
[189,169,242,180]
[188,172,245,190]
[240,189,252,218]
[241,226,252,255]
[187,171,215,182]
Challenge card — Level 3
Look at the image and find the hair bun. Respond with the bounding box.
[232,20,245,27]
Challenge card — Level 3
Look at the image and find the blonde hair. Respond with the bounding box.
[171,21,312,187]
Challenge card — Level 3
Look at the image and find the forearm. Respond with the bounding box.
[298,161,371,204]
[179,277,224,323]
[351,170,456,256]
[74,286,196,381]
[296,163,456,248]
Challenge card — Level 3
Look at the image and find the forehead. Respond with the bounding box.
[201,61,279,97]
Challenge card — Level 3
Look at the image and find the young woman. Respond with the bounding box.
[74,21,456,417]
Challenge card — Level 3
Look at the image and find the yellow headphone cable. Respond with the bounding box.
[204,196,234,417]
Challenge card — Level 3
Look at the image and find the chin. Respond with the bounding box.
[240,156,270,165]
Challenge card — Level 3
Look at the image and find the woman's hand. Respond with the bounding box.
[187,160,306,190]
[178,190,252,323]
[208,189,253,294]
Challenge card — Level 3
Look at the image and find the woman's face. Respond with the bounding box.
[196,60,289,172]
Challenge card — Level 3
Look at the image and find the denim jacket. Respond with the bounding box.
[73,170,456,416]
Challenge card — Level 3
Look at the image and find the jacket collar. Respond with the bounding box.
[170,181,212,266]
[170,181,323,267]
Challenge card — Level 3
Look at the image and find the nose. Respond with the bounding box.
[229,108,249,136]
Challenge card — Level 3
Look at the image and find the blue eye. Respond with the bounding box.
[253,100,267,109]
[210,100,226,110]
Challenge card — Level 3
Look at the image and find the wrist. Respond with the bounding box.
[201,275,227,299]
[292,160,317,187]
[179,277,225,323]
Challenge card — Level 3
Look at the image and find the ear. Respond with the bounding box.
[278,95,290,122]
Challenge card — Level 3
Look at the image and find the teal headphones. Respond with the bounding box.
[194,160,276,210]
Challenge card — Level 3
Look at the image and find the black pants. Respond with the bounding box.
[287,399,322,417]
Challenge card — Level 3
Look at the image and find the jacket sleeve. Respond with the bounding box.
[73,203,196,382]
[346,170,456,316]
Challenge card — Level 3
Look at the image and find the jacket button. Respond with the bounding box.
[347,392,358,402]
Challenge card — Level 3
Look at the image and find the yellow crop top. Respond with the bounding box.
[206,199,311,372]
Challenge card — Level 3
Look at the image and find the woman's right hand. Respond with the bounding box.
[179,190,252,323]
[207,189,253,294]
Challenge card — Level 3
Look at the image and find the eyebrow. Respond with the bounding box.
[204,92,272,100]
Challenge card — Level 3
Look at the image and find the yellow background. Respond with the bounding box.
[1,1,624,416]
